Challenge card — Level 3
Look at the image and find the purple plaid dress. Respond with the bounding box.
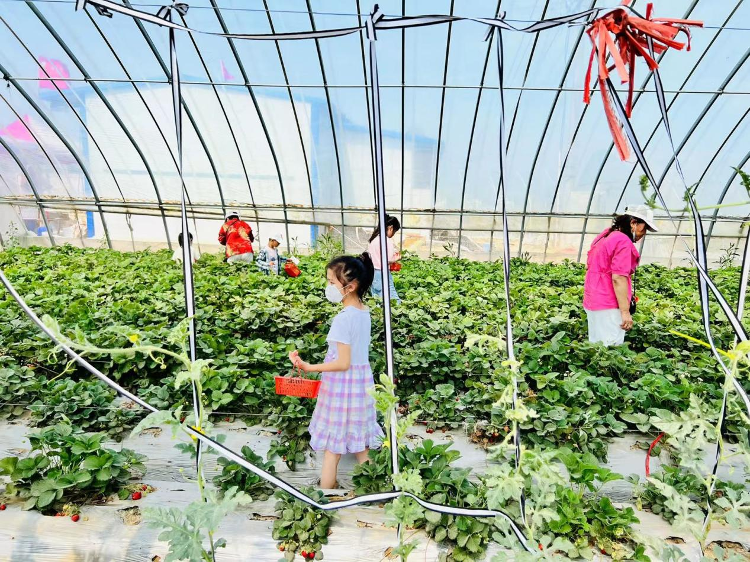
[308,306,384,454]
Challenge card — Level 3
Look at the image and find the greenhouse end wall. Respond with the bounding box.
[2,203,747,268]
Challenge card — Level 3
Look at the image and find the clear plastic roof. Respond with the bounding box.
[0,0,749,264]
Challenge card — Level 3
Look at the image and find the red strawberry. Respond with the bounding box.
[71,514,80,522]
[538,544,543,551]
[132,492,142,500]
[224,417,231,422]
[55,513,62,517]
[301,551,307,558]
[278,545,285,552]
[426,428,434,434]
[142,485,148,491]
[0,504,6,511]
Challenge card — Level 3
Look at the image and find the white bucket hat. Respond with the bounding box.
[269,232,284,243]
[623,204,658,232]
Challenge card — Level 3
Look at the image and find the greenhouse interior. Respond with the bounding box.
[1,0,750,561]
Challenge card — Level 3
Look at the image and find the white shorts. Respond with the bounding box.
[227,252,254,264]
[585,308,625,346]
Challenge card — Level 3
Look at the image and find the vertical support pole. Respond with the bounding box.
[495,27,526,526]
[164,8,204,493]
[367,3,399,479]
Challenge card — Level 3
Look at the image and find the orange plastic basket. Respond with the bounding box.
[275,376,321,398]
[284,261,301,277]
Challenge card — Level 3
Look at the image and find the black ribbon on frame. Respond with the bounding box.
[77,0,608,41]
[365,4,400,485]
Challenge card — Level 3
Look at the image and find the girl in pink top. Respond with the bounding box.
[583,205,657,346]
[367,215,401,303]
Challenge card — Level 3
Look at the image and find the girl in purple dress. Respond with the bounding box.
[289,253,384,488]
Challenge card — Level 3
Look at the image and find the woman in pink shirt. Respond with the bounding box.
[583,205,657,346]
[368,215,401,303]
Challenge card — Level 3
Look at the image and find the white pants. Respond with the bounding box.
[585,308,625,346]
[227,252,254,264]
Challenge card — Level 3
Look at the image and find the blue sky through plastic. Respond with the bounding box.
[0,0,748,240]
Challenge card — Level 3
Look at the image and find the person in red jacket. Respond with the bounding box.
[218,211,254,264]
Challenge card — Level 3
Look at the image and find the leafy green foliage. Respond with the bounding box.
[408,383,464,430]
[213,445,276,501]
[0,358,44,418]
[640,175,658,209]
[266,396,316,470]
[734,166,750,199]
[1,246,746,465]
[0,422,145,513]
[352,447,392,495]
[30,378,139,440]
[272,487,334,560]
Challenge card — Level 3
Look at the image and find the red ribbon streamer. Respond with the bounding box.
[645,431,665,477]
[584,2,702,160]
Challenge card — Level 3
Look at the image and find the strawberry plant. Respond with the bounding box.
[0,358,44,419]
[30,378,139,441]
[266,397,315,470]
[420,465,496,562]
[351,447,393,495]
[0,422,145,513]
[365,374,501,561]
[407,383,464,430]
[213,445,276,501]
[482,360,647,561]
[118,482,155,500]
[633,466,745,524]
[486,445,648,561]
[272,487,334,561]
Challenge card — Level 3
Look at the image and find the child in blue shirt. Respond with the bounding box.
[256,233,298,275]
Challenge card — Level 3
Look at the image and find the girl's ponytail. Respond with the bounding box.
[358,252,375,294]
[327,252,376,300]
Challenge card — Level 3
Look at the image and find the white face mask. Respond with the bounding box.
[325,284,345,304]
